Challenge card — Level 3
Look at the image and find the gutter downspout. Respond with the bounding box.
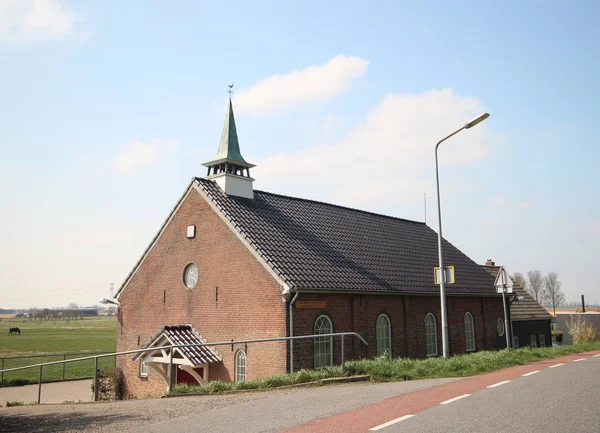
[289,292,300,374]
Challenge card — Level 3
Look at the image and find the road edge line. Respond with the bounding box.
[369,414,415,431]
[439,394,471,405]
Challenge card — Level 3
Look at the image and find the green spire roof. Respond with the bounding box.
[210,97,251,166]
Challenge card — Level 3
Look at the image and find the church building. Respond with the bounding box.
[115,95,506,397]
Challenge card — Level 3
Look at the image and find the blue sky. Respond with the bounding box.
[1,0,599,308]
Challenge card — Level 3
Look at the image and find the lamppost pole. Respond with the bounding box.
[435,113,490,359]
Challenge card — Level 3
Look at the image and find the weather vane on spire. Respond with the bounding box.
[228,83,234,97]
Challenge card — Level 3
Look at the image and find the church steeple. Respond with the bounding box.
[203,86,255,199]
[213,97,248,165]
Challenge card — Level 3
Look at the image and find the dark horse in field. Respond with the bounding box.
[8,327,21,335]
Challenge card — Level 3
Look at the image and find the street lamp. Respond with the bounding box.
[435,113,490,358]
[99,297,119,306]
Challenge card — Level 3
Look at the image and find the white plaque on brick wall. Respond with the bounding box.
[186,225,196,239]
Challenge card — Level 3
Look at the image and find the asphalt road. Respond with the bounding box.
[125,378,461,433]
[285,351,600,433]
[0,377,459,433]
[381,354,600,433]
[366,357,600,433]
[2,351,598,433]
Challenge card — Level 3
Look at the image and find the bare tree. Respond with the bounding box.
[545,272,565,317]
[527,270,547,305]
[513,272,528,291]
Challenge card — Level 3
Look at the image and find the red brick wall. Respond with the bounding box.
[291,293,505,370]
[117,188,287,398]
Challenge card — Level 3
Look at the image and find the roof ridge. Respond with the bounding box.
[195,177,426,226]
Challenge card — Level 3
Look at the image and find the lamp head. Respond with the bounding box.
[99,297,119,306]
[280,288,291,303]
[464,113,490,129]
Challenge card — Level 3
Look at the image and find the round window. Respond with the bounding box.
[183,263,199,289]
[497,318,505,337]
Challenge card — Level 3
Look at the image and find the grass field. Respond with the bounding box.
[0,316,118,385]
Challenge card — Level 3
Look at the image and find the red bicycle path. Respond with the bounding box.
[282,350,600,433]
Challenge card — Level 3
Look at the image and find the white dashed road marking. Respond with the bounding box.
[522,370,540,377]
[440,394,471,405]
[549,363,564,368]
[573,358,586,362]
[369,415,415,431]
[487,380,511,388]
[593,354,600,358]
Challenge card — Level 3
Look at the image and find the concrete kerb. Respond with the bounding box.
[164,375,371,398]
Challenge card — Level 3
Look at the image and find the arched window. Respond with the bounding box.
[424,313,438,356]
[464,312,475,352]
[235,350,247,382]
[314,315,333,369]
[376,314,391,356]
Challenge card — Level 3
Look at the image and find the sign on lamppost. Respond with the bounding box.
[434,266,455,285]
[494,267,513,349]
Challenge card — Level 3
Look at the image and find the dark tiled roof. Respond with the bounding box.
[133,325,222,365]
[196,178,498,296]
[482,266,553,321]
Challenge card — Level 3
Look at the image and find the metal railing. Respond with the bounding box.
[0,332,367,404]
[0,352,115,385]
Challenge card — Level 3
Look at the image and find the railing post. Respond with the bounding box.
[93,357,99,402]
[168,348,174,393]
[38,365,43,404]
[341,335,345,372]
[63,354,66,380]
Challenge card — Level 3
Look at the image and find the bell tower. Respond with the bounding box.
[202,86,255,199]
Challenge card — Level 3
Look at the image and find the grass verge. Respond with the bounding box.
[172,342,600,395]
[345,342,600,381]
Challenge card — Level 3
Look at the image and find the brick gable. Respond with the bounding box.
[117,188,286,397]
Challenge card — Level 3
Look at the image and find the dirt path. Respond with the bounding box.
[0,379,92,405]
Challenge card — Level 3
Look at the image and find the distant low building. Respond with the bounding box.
[482,260,553,348]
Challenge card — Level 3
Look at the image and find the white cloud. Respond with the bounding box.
[322,113,335,134]
[488,196,507,208]
[488,196,534,209]
[113,139,178,176]
[516,201,532,209]
[235,55,369,114]
[253,88,497,208]
[0,0,81,42]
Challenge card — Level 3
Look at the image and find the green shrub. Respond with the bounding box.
[3,378,33,387]
[566,316,599,344]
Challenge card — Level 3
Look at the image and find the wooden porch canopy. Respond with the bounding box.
[133,325,222,385]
